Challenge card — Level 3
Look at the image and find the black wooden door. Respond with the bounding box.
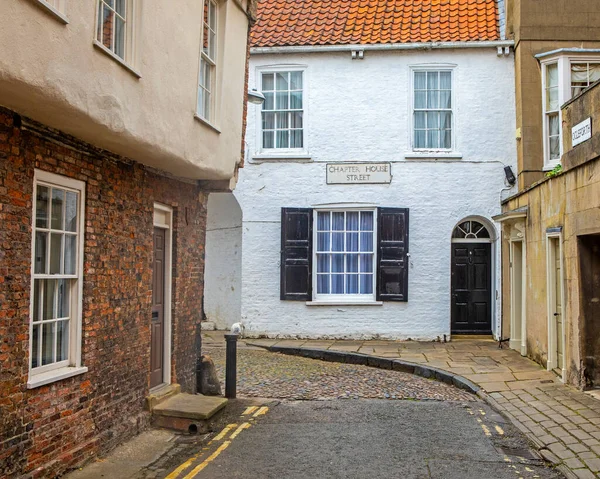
[451,243,492,334]
[150,227,165,388]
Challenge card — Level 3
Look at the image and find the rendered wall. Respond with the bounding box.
[204,193,243,330]
[0,0,250,180]
[235,49,517,340]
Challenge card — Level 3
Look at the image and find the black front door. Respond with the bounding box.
[451,243,492,334]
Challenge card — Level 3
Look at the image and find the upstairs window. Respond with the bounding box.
[571,62,600,97]
[261,71,304,150]
[197,0,217,122]
[544,63,560,163]
[96,0,128,60]
[413,70,453,150]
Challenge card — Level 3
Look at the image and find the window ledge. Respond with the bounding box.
[27,366,88,389]
[194,115,222,134]
[306,301,383,306]
[35,0,69,24]
[404,152,463,160]
[543,162,561,172]
[251,154,312,163]
[93,41,141,79]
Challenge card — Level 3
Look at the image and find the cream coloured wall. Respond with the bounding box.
[0,0,250,180]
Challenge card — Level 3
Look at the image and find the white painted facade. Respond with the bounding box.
[228,48,516,339]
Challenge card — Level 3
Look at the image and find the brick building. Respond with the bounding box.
[0,0,254,477]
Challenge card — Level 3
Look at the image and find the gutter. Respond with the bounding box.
[251,40,514,55]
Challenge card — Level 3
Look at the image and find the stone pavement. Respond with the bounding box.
[203,332,600,479]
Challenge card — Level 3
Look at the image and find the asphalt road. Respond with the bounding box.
[197,400,562,479]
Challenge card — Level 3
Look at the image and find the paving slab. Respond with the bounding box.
[153,393,228,420]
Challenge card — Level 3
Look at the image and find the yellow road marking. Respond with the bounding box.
[495,425,505,435]
[229,422,251,440]
[213,423,238,442]
[481,424,492,437]
[477,418,482,423]
[525,467,534,472]
[242,406,259,416]
[182,441,231,479]
[466,409,474,415]
[504,456,512,462]
[253,406,269,417]
[479,409,486,416]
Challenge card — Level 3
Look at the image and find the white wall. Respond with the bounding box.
[235,48,516,339]
[204,193,243,330]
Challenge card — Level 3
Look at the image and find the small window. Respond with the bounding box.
[197,0,218,121]
[413,70,453,150]
[96,0,129,60]
[30,171,85,379]
[544,63,560,163]
[452,220,491,239]
[571,62,600,97]
[261,71,304,150]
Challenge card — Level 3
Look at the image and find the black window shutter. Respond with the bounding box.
[281,208,313,301]
[377,208,409,301]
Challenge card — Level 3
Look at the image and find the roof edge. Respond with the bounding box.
[251,40,514,55]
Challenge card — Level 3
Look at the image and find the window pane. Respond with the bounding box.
[57,279,70,318]
[43,280,57,320]
[332,233,344,252]
[197,87,204,116]
[414,91,426,109]
[56,320,69,362]
[276,130,289,148]
[65,191,78,232]
[290,130,303,148]
[426,112,439,129]
[276,113,289,129]
[360,274,373,294]
[317,232,330,252]
[427,130,439,149]
[317,274,329,294]
[263,92,274,110]
[360,232,373,252]
[547,87,559,110]
[546,63,558,88]
[262,112,275,130]
[360,212,373,231]
[262,131,274,149]
[427,71,439,90]
[346,233,359,252]
[331,275,344,294]
[209,30,216,60]
[441,112,452,130]
[31,324,40,368]
[204,90,211,120]
[36,186,49,228]
[290,91,303,109]
[50,233,63,274]
[346,212,359,230]
[360,254,373,273]
[262,73,274,91]
[440,71,451,89]
[276,92,288,110]
[347,254,358,273]
[332,255,344,273]
[101,6,114,50]
[317,211,330,231]
[442,130,452,149]
[51,189,64,230]
[64,235,77,275]
[41,322,55,366]
[414,129,426,148]
[414,72,426,90]
[115,15,125,59]
[33,280,41,322]
[414,112,426,129]
[332,213,344,231]
[276,72,288,90]
[440,90,451,109]
[115,0,126,16]
[346,275,358,294]
[549,113,560,136]
[290,71,302,90]
[427,90,439,109]
[317,254,330,272]
[35,232,48,274]
[550,136,560,160]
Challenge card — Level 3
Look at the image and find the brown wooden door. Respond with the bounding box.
[451,243,492,334]
[150,227,165,388]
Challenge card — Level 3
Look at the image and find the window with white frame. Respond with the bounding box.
[31,172,84,378]
[35,0,68,20]
[261,71,304,150]
[413,70,453,150]
[315,210,375,298]
[541,54,600,167]
[197,0,217,121]
[96,0,130,60]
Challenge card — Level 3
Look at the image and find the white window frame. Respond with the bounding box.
[409,66,456,153]
[94,0,141,78]
[196,0,219,126]
[255,65,309,157]
[28,170,87,389]
[540,53,600,170]
[311,206,378,305]
[33,0,69,23]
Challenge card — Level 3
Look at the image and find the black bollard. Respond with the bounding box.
[225,333,238,399]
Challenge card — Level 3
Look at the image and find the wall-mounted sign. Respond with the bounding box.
[326,163,392,184]
[572,117,592,147]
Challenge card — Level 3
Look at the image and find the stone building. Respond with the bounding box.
[204,0,518,339]
[0,0,254,476]
[494,0,600,387]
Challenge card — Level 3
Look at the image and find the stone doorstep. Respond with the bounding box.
[153,393,228,422]
[145,383,181,411]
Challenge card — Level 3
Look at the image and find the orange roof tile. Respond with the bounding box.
[250,0,500,48]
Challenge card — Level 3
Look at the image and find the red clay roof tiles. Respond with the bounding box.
[250,0,500,48]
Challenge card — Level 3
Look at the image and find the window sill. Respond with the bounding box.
[35,0,69,24]
[27,366,88,389]
[93,41,142,79]
[404,152,463,160]
[306,301,383,306]
[543,161,561,172]
[251,154,312,163]
[194,114,222,134]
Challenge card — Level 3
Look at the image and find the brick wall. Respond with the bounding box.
[0,106,207,478]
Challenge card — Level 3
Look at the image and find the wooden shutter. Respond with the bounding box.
[377,208,409,301]
[280,208,313,300]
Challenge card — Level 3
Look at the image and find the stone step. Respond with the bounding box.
[145,383,181,411]
[151,393,228,434]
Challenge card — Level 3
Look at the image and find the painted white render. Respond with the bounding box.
[205,193,243,330]
[232,48,516,340]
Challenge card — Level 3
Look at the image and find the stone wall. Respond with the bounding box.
[0,106,207,478]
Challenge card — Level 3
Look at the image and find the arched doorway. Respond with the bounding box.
[451,219,493,335]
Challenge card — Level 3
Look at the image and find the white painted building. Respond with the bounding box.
[205,0,517,340]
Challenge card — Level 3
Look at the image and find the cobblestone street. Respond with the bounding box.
[205,345,477,402]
